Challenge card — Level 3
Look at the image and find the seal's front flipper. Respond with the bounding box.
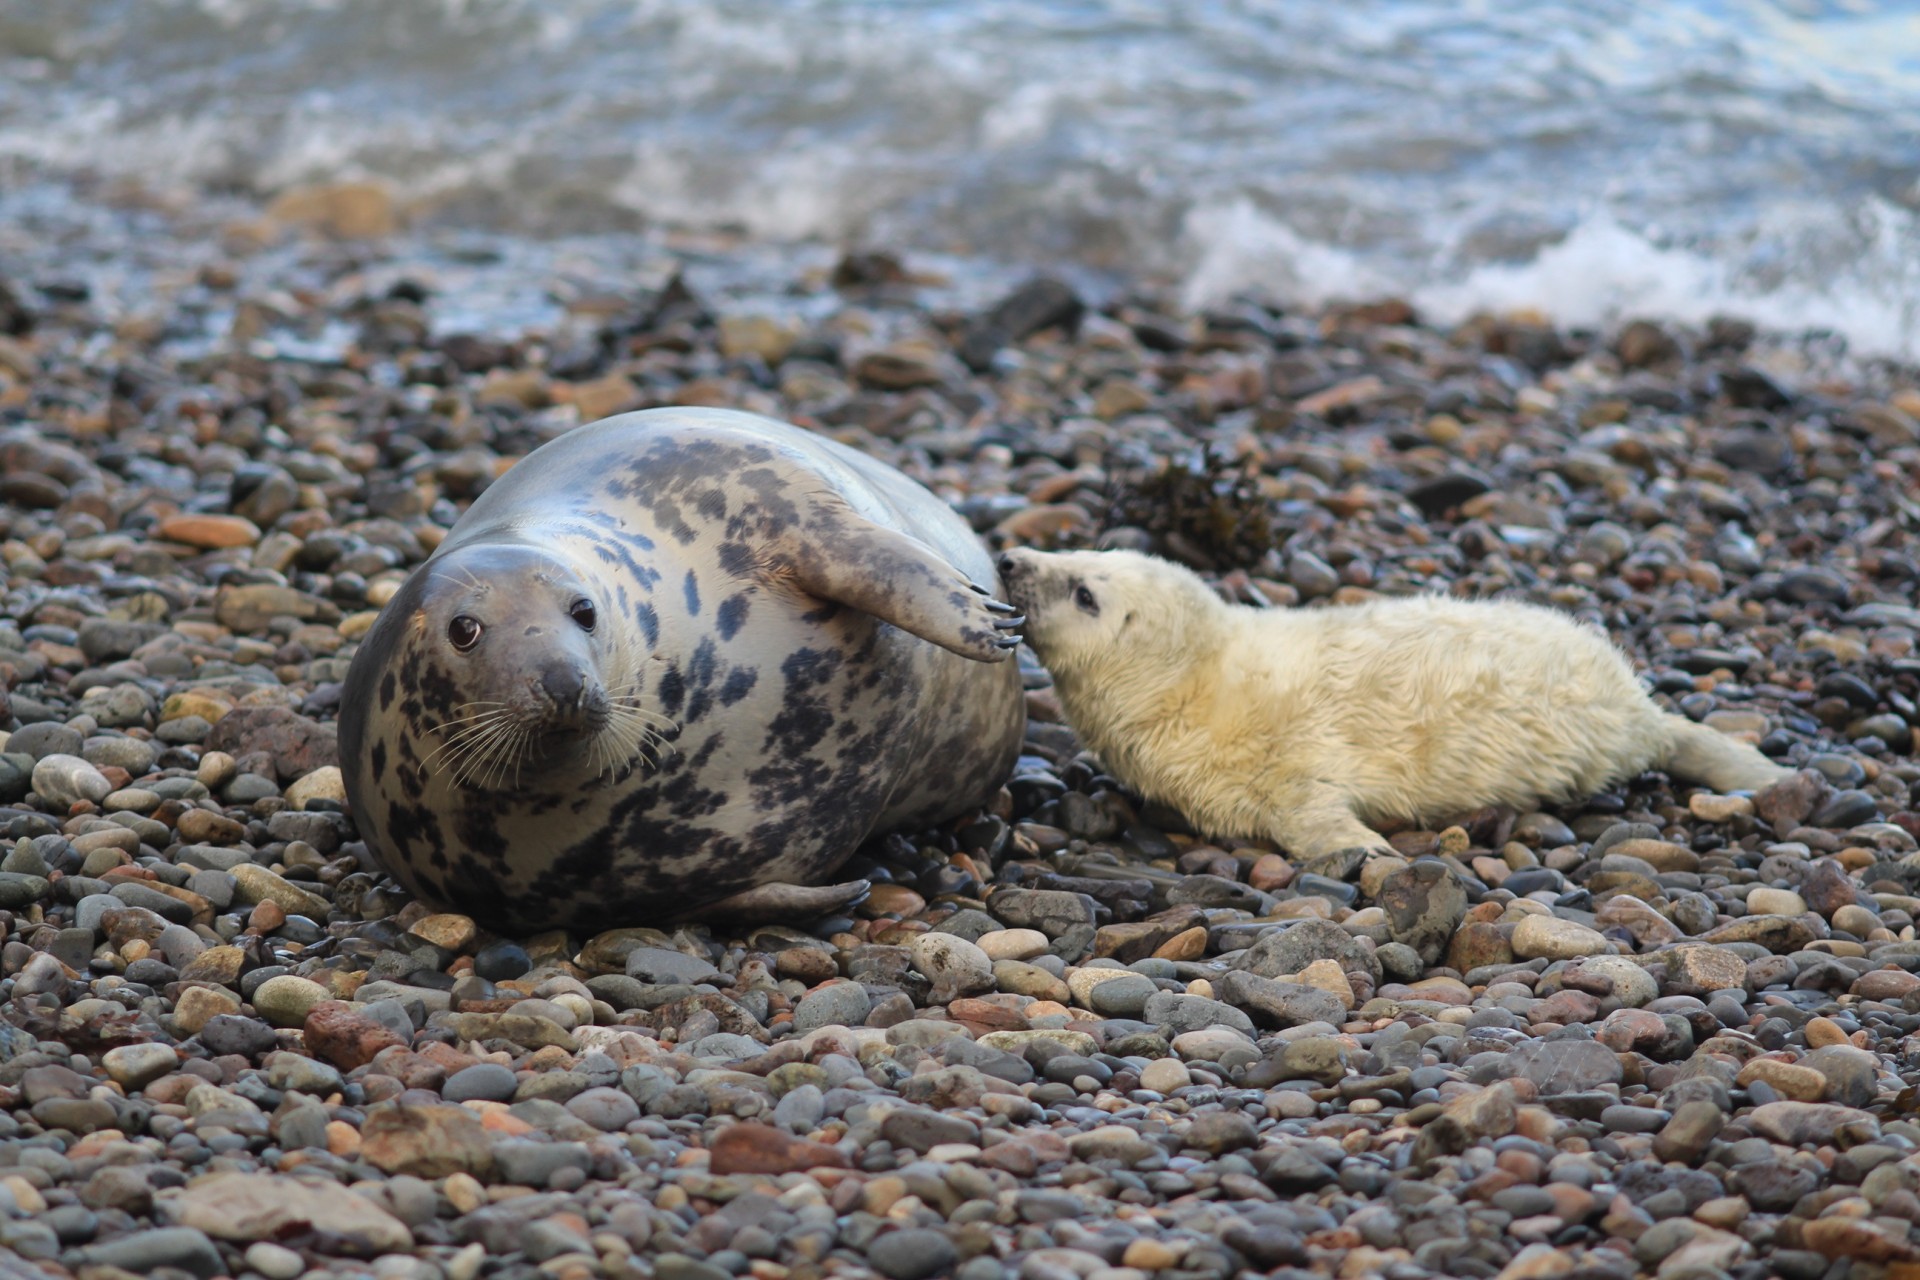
[765,504,1022,662]
[682,878,872,923]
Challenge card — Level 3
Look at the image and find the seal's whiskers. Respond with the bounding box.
[424,704,529,788]
[585,682,677,780]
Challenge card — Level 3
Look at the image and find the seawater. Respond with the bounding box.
[1,0,1917,356]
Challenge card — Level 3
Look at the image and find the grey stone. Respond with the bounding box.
[866,1228,959,1280]
[564,1086,641,1132]
[1376,860,1468,965]
[1799,1044,1879,1108]
[493,1141,592,1187]
[445,1063,519,1103]
[1234,918,1382,983]
[1507,1038,1624,1095]
[31,754,112,807]
[1215,971,1348,1029]
[987,886,1098,936]
[793,981,872,1033]
[625,946,722,986]
[880,1107,978,1153]
[81,1227,224,1279]
[1142,991,1255,1037]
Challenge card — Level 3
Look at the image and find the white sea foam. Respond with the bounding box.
[1179,197,1920,361]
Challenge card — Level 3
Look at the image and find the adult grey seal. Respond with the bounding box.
[337,407,1026,932]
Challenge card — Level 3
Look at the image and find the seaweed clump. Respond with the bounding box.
[1100,447,1289,572]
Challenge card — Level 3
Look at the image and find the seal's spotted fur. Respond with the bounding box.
[340,408,1025,931]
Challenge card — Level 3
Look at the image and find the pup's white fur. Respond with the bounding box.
[1000,548,1791,860]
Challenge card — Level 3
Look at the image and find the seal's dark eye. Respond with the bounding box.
[1073,585,1099,614]
[448,615,483,651]
[570,599,596,632]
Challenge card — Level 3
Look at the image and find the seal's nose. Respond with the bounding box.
[996,552,1021,578]
[541,664,584,708]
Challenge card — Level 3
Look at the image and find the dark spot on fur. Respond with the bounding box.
[370,739,388,782]
[635,600,660,649]
[380,671,396,710]
[548,828,616,887]
[718,666,758,705]
[657,664,686,718]
[683,638,721,725]
[716,593,750,640]
[683,570,701,616]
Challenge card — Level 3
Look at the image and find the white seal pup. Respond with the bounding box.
[998,547,1792,862]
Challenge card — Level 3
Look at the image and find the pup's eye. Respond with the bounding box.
[1073,585,1098,613]
[570,599,597,632]
[448,615,483,651]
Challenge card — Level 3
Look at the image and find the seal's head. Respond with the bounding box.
[996,547,1226,682]
[403,542,664,788]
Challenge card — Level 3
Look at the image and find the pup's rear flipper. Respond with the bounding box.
[1664,717,1792,792]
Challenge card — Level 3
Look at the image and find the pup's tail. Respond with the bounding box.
[1662,716,1793,792]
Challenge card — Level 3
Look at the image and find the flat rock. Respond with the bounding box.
[361,1103,497,1179]
[1512,915,1610,960]
[1234,918,1382,982]
[708,1124,850,1175]
[157,1171,411,1254]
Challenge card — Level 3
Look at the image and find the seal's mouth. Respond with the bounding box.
[424,687,675,790]
[579,683,678,783]
[995,552,1057,642]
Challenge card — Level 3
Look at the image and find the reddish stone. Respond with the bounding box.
[948,997,1030,1033]
[1854,969,1920,1002]
[369,1046,449,1092]
[708,1124,850,1176]
[304,1001,406,1071]
[1754,769,1829,831]
[412,1040,480,1076]
[204,707,338,781]
[976,1130,1069,1176]
[1248,854,1293,893]
[156,514,262,549]
[1801,858,1860,917]
[1529,989,1601,1026]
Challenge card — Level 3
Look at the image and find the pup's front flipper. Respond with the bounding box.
[682,879,872,923]
[1261,779,1395,877]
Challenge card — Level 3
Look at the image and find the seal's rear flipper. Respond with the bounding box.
[682,878,872,923]
[763,500,1022,662]
[1664,718,1793,791]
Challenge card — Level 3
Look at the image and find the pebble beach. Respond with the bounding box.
[0,179,1918,1280]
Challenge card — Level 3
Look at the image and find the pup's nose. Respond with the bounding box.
[541,664,584,707]
[996,552,1021,578]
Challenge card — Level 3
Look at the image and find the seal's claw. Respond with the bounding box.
[993,614,1025,630]
[983,598,1020,614]
[994,636,1023,650]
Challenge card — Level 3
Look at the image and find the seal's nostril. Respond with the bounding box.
[541,665,583,707]
[996,553,1017,576]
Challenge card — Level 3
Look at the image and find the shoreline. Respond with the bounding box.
[0,178,1918,1280]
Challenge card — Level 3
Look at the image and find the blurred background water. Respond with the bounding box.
[2,0,1917,356]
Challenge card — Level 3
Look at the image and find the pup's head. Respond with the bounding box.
[995,547,1225,681]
